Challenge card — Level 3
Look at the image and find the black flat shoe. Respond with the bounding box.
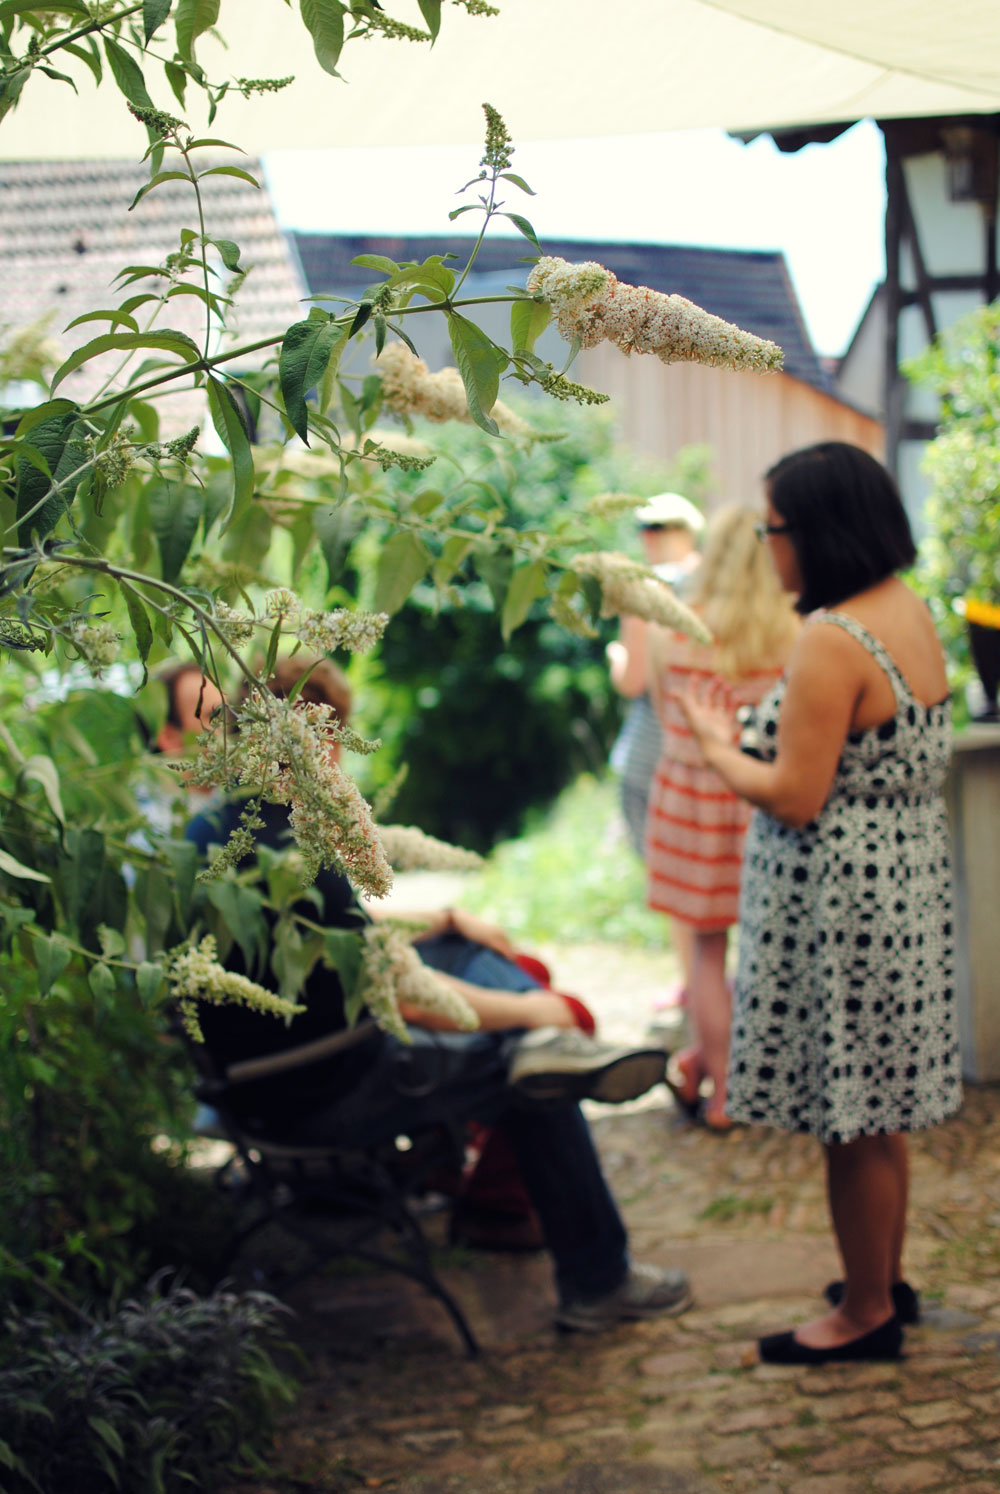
[824,1279,920,1325]
[758,1315,903,1365]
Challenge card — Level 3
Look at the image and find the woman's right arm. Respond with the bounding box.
[680,624,862,828]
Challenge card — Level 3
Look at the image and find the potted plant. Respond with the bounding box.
[906,300,1000,720]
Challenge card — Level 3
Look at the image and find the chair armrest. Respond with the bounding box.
[223,1018,379,1085]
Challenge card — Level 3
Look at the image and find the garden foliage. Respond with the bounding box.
[0,0,776,1324]
[905,298,1000,661]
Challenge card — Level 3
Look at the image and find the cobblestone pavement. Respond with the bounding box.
[222,894,1000,1494]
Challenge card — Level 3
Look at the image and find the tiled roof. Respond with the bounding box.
[0,159,306,425]
[291,232,828,393]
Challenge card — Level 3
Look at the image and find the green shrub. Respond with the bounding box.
[0,1276,296,1494]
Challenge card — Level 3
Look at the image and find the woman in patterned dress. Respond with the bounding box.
[678,443,962,1365]
[646,506,798,1128]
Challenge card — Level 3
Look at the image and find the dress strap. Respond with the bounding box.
[809,610,912,707]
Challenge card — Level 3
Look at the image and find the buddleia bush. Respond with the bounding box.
[0,1276,296,1494]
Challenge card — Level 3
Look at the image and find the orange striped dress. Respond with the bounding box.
[646,634,783,931]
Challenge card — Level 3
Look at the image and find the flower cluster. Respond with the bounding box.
[212,600,255,645]
[572,552,713,642]
[87,429,136,490]
[481,102,513,173]
[361,438,436,473]
[357,923,479,1041]
[262,589,388,655]
[377,343,537,440]
[126,102,185,137]
[584,491,647,520]
[526,257,784,374]
[236,75,294,96]
[378,824,484,872]
[167,934,302,1041]
[191,689,393,897]
[539,373,610,405]
[71,619,120,676]
[0,618,42,652]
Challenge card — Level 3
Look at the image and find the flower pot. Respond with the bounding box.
[966,600,1000,721]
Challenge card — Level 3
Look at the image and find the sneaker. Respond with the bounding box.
[556,1264,693,1332]
[507,1027,668,1105]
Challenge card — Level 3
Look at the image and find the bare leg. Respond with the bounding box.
[687,928,731,1124]
[890,1136,909,1282]
[669,917,696,991]
[789,1134,902,1349]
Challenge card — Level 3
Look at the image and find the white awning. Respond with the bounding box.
[2,0,1000,159]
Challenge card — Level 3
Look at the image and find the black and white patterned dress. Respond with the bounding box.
[727,611,963,1145]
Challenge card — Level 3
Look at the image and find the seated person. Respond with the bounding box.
[185,655,693,1333]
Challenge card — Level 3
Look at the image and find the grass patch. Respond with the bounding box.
[462,774,670,949]
[698,1192,774,1223]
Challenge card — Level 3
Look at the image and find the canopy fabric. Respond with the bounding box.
[2,0,1000,158]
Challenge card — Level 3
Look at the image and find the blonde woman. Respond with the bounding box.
[646,505,798,1129]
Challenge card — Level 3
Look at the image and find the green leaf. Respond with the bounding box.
[19,754,64,827]
[211,236,241,271]
[103,35,154,109]
[374,531,431,615]
[433,534,473,587]
[350,253,399,275]
[500,171,536,196]
[147,480,203,583]
[314,499,362,588]
[410,488,444,516]
[447,313,502,435]
[278,316,341,444]
[64,308,140,334]
[14,409,84,543]
[120,582,153,670]
[88,962,116,1003]
[164,838,198,927]
[63,39,102,85]
[129,170,190,211]
[501,560,548,640]
[322,927,362,1010]
[416,0,441,38]
[207,881,266,970]
[206,375,254,528]
[136,961,164,1005]
[300,0,345,76]
[196,164,260,188]
[13,399,78,440]
[0,847,50,883]
[39,65,77,90]
[448,203,479,222]
[164,58,187,106]
[175,0,219,61]
[0,0,87,17]
[501,211,540,249]
[143,0,172,42]
[33,934,72,996]
[511,297,550,355]
[51,330,200,394]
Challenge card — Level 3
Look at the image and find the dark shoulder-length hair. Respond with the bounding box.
[765,442,916,615]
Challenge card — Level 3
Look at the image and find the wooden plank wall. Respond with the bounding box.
[578,346,885,506]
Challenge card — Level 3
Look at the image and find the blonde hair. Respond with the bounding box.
[684,504,798,677]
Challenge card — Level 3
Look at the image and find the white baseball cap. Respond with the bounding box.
[634,492,705,533]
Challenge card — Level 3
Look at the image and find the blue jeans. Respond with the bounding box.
[287,934,629,1303]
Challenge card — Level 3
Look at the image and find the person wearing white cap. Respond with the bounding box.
[606,493,704,995]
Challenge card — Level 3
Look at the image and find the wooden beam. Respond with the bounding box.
[884,148,905,478]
